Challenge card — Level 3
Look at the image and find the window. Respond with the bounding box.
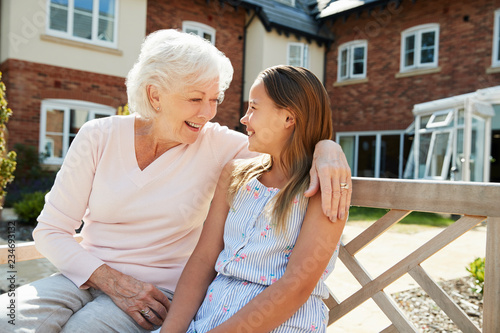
[337,131,412,179]
[337,40,367,81]
[275,0,295,6]
[40,99,115,164]
[182,21,216,44]
[400,24,439,72]
[494,9,500,67]
[288,43,309,68]
[47,0,118,48]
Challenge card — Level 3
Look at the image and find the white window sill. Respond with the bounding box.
[40,34,123,56]
[334,78,369,87]
[486,66,500,74]
[395,67,441,78]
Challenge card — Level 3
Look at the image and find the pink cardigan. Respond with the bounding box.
[34,115,250,291]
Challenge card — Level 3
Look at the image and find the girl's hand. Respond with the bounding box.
[305,140,352,222]
[86,265,170,330]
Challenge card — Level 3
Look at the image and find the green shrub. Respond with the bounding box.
[13,191,47,225]
[0,72,17,204]
[466,257,485,295]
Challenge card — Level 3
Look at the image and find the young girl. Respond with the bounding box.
[161,65,347,333]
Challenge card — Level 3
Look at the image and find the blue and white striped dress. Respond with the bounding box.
[187,177,340,333]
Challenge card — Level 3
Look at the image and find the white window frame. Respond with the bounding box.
[275,0,295,6]
[400,24,439,72]
[46,0,119,48]
[426,109,454,128]
[39,99,115,165]
[182,21,216,45]
[287,42,309,68]
[336,130,407,178]
[337,40,367,81]
[493,9,500,67]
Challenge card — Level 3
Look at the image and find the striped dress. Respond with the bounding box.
[187,177,340,333]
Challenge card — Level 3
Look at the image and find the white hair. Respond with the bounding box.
[126,29,234,118]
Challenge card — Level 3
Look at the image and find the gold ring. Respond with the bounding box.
[340,183,349,190]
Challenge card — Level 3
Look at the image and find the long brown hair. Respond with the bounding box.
[228,65,333,232]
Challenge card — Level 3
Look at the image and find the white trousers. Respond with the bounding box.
[0,274,173,333]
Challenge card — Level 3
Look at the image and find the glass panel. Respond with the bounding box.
[340,49,348,78]
[420,115,431,128]
[50,0,69,32]
[98,0,115,42]
[185,28,198,35]
[46,108,65,133]
[380,135,400,178]
[289,45,302,67]
[99,0,115,17]
[45,108,65,158]
[352,46,364,75]
[418,132,431,178]
[357,136,376,177]
[339,136,355,172]
[73,0,93,39]
[69,109,89,141]
[403,134,414,179]
[404,35,415,67]
[420,31,435,64]
[203,33,213,43]
[427,132,450,179]
[470,116,485,181]
[490,130,500,182]
[457,109,465,125]
[45,134,64,158]
[453,128,464,181]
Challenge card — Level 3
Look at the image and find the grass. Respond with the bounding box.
[348,206,456,228]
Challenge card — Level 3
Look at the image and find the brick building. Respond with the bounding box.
[318,0,500,182]
[1,0,499,182]
[0,0,328,167]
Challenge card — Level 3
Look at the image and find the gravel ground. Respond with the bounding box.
[391,276,483,332]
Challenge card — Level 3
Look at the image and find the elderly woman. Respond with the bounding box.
[0,29,351,332]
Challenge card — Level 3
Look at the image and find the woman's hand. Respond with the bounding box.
[86,265,170,330]
[304,140,352,222]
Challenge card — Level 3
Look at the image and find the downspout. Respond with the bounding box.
[238,10,258,133]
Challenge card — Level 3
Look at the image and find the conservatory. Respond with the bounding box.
[405,85,500,182]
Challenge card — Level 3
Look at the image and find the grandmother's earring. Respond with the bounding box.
[156,107,160,111]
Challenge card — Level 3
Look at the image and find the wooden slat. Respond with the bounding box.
[483,216,500,333]
[332,245,418,332]
[345,209,411,255]
[351,177,500,216]
[0,235,83,264]
[408,264,480,333]
[330,215,484,321]
[323,286,339,310]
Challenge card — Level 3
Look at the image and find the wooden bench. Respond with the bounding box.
[1,177,499,332]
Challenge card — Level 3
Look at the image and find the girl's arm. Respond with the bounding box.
[160,162,235,333]
[208,191,347,333]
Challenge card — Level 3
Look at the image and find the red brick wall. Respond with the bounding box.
[0,59,127,151]
[147,0,246,131]
[325,0,500,134]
